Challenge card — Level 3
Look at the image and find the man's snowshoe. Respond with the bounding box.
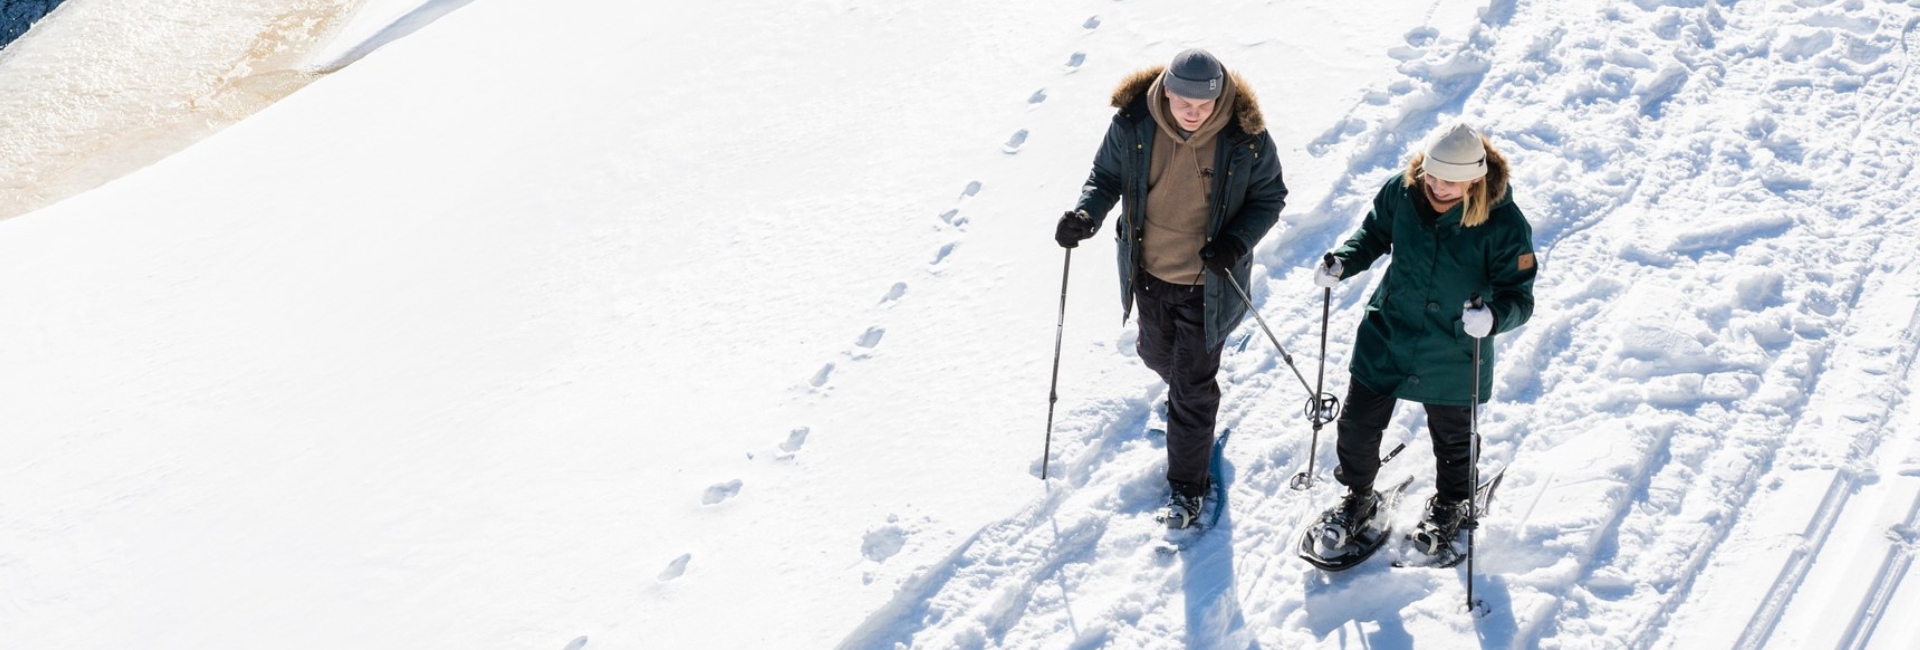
[1156,492,1203,529]
[1298,476,1413,571]
[1153,428,1235,555]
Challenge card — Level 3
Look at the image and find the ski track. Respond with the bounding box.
[1835,483,1920,650]
[1604,1,1920,648]
[842,0,1920,648]
[1488,0,1920,648]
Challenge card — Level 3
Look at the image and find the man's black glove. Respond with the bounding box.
[1055,210,1096,248]
[1199,237,1245,274]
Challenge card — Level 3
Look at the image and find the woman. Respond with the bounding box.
[1309,122,1537,559]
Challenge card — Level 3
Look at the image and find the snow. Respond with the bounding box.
[0,0,363,220]
[3,0,1919,649]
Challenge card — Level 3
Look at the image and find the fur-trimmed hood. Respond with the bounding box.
[1109,65,1266,136]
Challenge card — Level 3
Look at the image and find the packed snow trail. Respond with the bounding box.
[842,0,1920,648]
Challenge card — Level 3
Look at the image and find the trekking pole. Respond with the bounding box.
[1466,293,1485,614]
[1217,268,1316,397]
[1041,249,1072,481]
[1290,253,1343,491]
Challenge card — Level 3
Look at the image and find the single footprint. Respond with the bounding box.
[702,479,744,505]
[939,208,960,224]
[931,242,957,265]
[880,282,908,304]
[1029,88,1047,104]
[856,326,885,348]
[561,637,589,650]
[1083,15,1100,30]
[1066,51,1086,72]
[862,525,907,563]
[960,180,982,199]
[1003,129,1029,154]
[810,363,835,387]
[780,427,810,452]
[658,554,692,581]
[1405,26,1440,47]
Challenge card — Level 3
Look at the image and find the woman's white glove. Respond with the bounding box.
[1463,301,1495,338]
[1313,256,1343,289]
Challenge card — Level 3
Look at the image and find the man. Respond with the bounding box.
[1055,48,1288,528]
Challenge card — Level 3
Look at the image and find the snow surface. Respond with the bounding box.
[0,0,367,221]
[3,0,1920,649]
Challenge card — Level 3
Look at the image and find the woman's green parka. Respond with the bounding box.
[1331,162,1537,406]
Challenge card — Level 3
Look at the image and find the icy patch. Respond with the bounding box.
[0,1,363,220]
[311,0,483,73]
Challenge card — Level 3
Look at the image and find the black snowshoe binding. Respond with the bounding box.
[1321,489,1380,548]
[1393,467,1505,569]
[1404,495,1473,566]
[1156,492,1204,530]
[1298,477,1412,571]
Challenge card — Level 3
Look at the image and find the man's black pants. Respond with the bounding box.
[1133,273,1222,499]
[1332,379,1474,503]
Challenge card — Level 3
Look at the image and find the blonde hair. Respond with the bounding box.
[1403,134,1508,227]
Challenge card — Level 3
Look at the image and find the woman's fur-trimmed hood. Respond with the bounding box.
[1109,65,1266,136]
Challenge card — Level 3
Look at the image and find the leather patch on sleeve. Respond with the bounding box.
[1518,253,1535,271]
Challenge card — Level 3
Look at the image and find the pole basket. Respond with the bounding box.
[1304,393,1342,424]
[1286,393,1344,491]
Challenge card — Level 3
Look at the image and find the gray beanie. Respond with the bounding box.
[1422,122,1489,182]
[1165,48,1224,100]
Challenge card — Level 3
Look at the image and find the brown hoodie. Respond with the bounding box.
[1141,71,1238,285]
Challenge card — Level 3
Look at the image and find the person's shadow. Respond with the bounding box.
[1179,453,1265,649]
[1294,537,1519,649]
